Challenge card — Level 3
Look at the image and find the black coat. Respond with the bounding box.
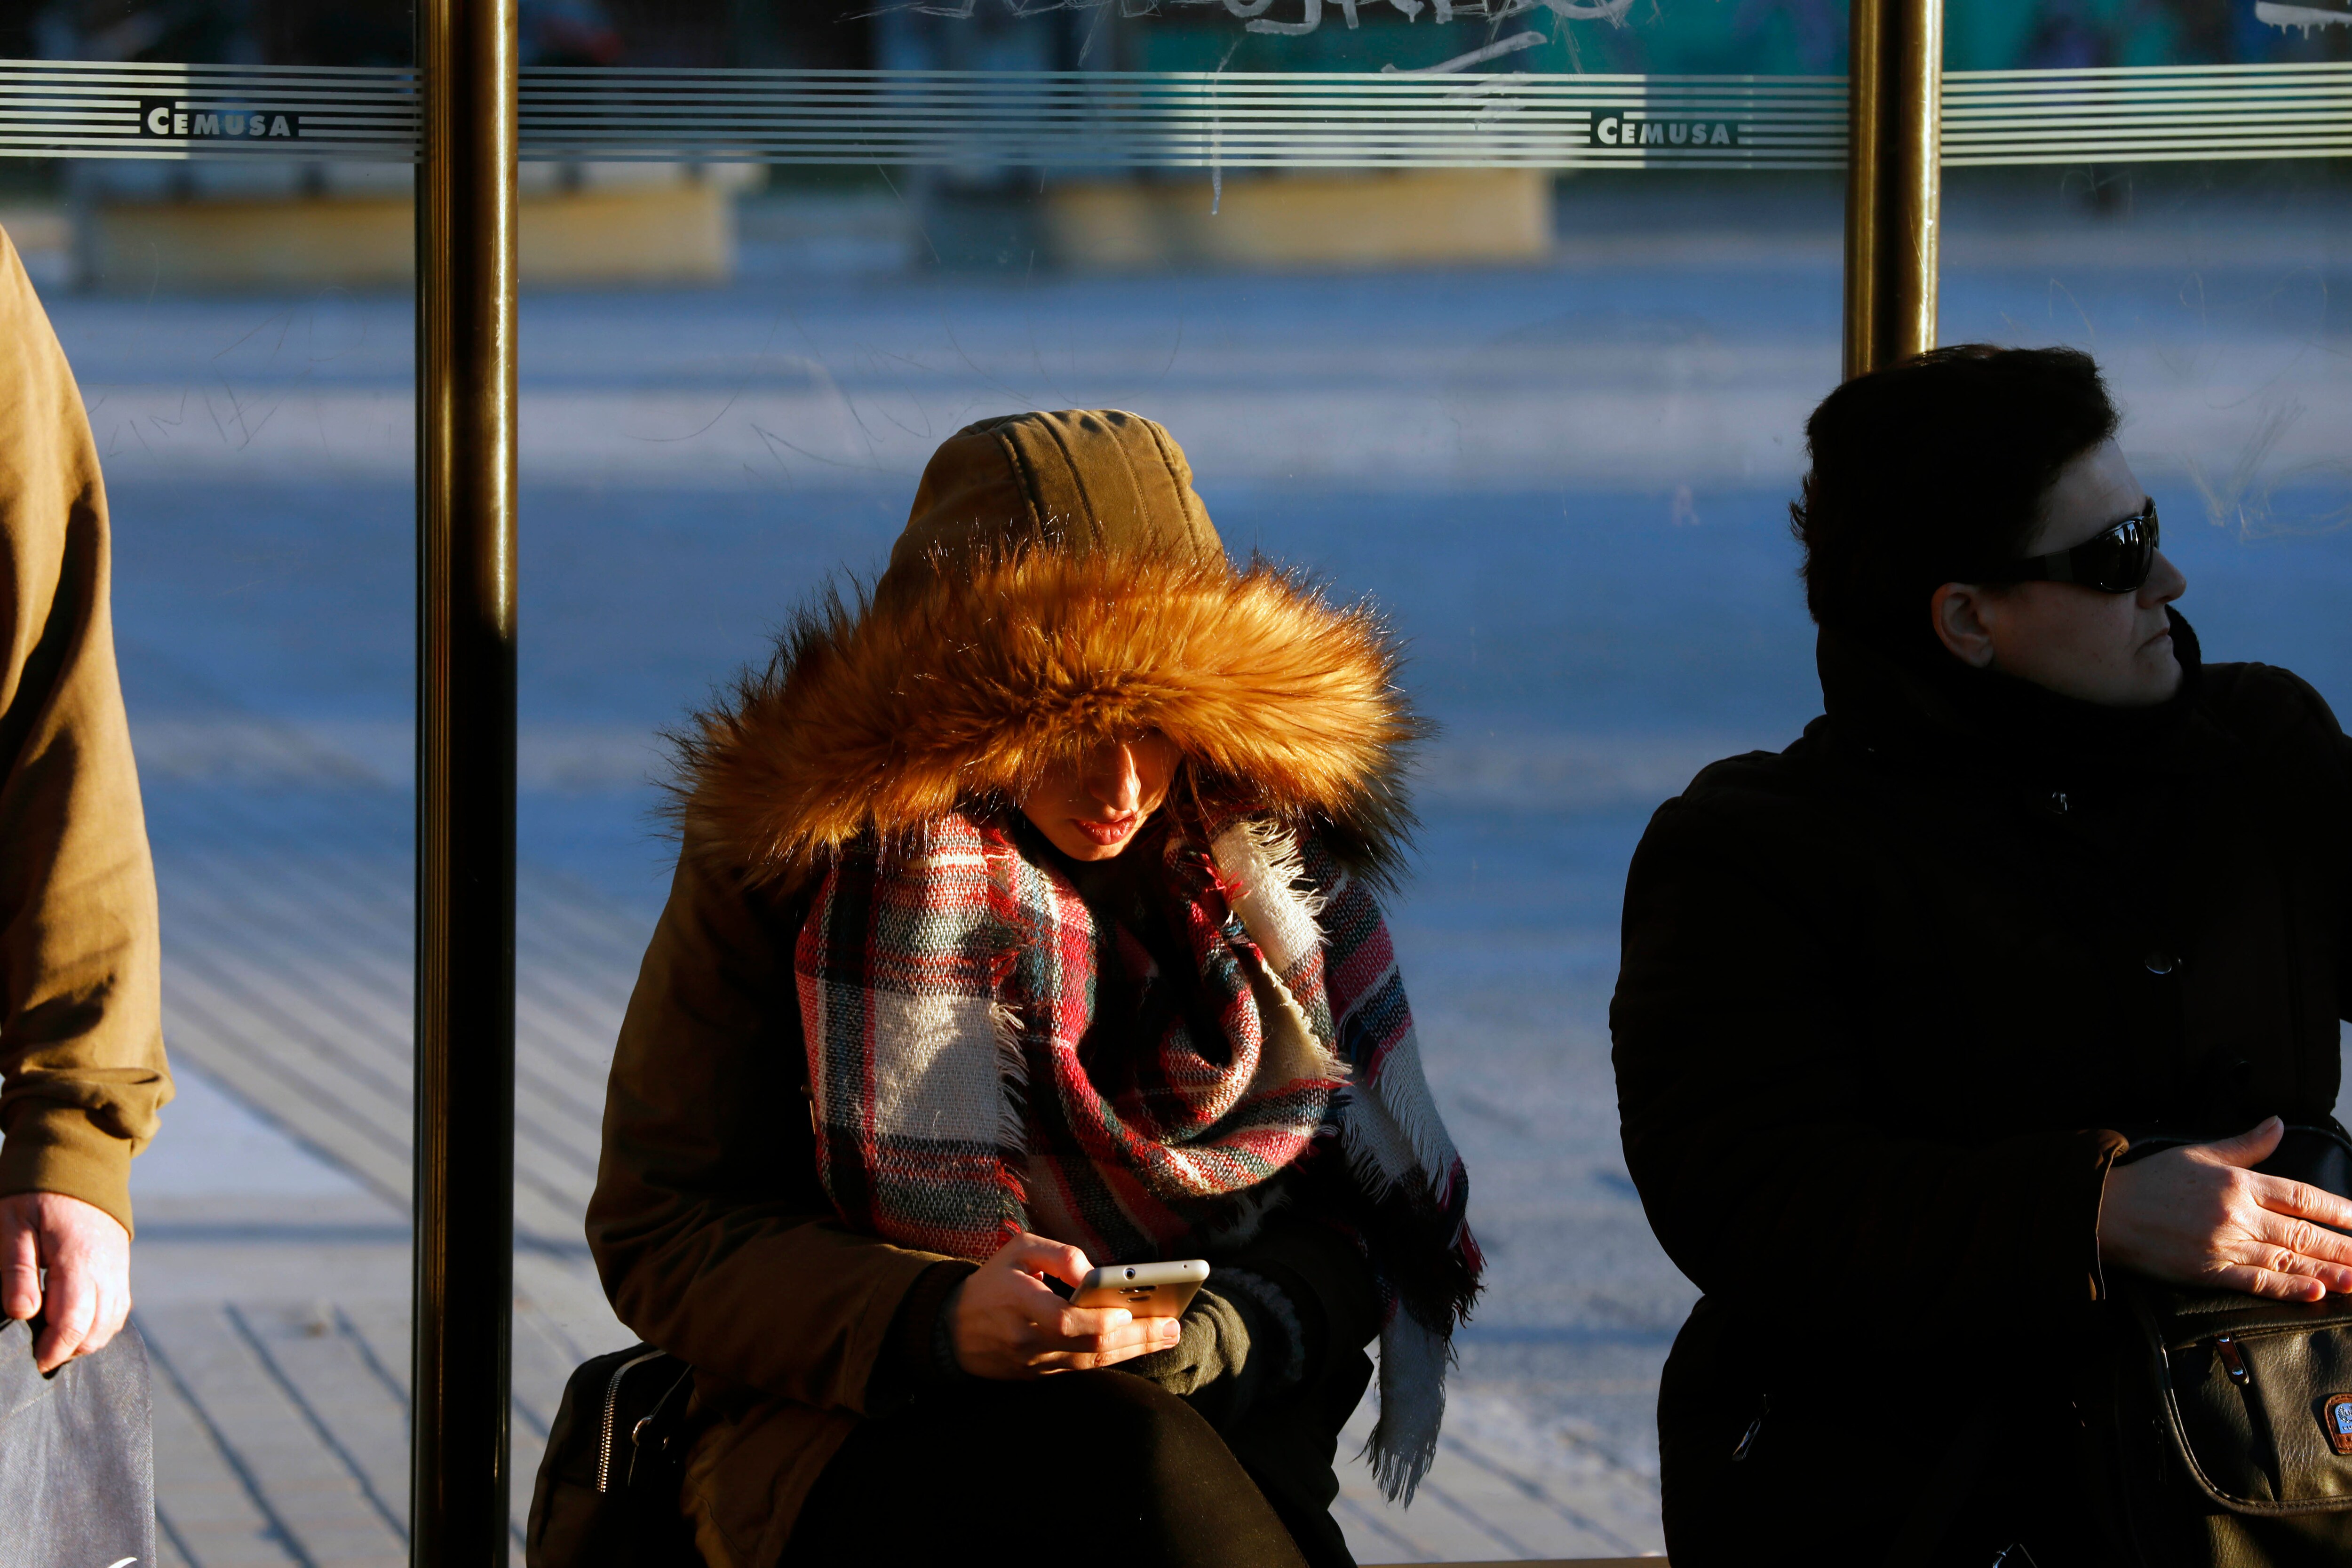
[1610,617,2352,1564]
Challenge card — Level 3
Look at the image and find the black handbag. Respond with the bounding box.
[2089,1122,2352,1567]
[524,1343,700,1568]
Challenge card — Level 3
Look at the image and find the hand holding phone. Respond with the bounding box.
[947,1233,1184,1380]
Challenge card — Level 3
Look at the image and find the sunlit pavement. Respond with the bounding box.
[68,171,2352,1562]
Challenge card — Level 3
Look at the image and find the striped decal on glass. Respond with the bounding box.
[516,69,1847,170]
[1941,63,2352,166]
[1,59,2346,169]
[0,62,417,159]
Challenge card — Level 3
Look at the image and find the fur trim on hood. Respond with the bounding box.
[670,546,1423,891]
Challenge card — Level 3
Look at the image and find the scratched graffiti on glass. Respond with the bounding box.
[887,0,1640,32]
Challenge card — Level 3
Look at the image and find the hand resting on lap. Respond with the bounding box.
[949,1232,1182,1379]
[2100,1117,2352,1302]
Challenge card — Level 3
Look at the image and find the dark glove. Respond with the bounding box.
[1120,1268,1303,1429]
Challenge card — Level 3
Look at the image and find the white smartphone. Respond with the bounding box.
[1068,1259,1210,1319]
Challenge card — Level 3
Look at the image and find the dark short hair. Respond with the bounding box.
[1790,344,2121,649]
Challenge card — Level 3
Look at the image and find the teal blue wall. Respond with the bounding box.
[1124,0,2345,78]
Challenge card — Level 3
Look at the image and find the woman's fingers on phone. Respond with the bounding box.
[1102,1318,1183,1363]
[957,1242,1102,1378]
[1057,1305,1133,1339]
[1041,1308,1146,1358]
[1029,1327,1176,1373]
[1060,1340,1155,1371]
[1025,1308,1176,1362]
[995,1231,1092,1289]
[1005,1305,1122,1360]
[1062,1315,1180,1361]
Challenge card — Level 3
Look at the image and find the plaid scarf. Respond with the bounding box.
[797,796,1479,1498]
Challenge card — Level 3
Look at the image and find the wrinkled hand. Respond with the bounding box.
[2100,1117,2352,1303]
[0,1191,132,1373]
[949,1232,1180,1380]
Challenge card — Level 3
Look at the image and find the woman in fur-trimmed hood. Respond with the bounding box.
[586,410,1479,1568]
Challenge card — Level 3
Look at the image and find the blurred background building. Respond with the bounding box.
[4,0,2346,291]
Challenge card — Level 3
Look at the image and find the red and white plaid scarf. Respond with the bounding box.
[797,797,1478,1497]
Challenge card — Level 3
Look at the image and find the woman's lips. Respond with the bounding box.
[1072,815,1140,846]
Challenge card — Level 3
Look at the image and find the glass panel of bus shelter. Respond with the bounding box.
[515,5,1849,1558]
[4,8,450,1562]
[1934,14,2352,1122]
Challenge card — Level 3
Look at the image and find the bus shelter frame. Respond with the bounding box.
[412,1,519,1563]
[400,0,1941,1559]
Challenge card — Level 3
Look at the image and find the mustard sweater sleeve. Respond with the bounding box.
[0,224,170,1235]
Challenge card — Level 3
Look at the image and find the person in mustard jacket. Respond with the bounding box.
[0,225,171,1373]
[588,410,1481,1568]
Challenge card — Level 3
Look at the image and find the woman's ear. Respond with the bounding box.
[1931,582,1999,669]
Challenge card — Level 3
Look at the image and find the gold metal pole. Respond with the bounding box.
[412,0,518,1563]
[1843,0,1942,380]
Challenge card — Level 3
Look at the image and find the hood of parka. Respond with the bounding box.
[672,409,1423,891]
[877,408,1224,600]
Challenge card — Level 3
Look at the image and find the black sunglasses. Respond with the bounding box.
[1980,498,2160,595]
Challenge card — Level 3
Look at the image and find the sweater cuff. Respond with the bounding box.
[869,1259,977,1409]
[2082,1127,2130,1303]
[0,1108,134,1237]
[1211,1267,1306,1388]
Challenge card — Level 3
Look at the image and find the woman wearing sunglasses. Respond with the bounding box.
[1613,344,2352,1565]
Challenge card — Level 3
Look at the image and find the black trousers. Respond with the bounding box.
[780,1371,1337,1568]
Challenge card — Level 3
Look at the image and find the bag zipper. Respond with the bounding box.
[598,1350,667,1493]
[2213,1333,2250,1387]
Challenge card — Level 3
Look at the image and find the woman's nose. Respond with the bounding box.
[2143,549,2188,607]
[1083,744,1144,811]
